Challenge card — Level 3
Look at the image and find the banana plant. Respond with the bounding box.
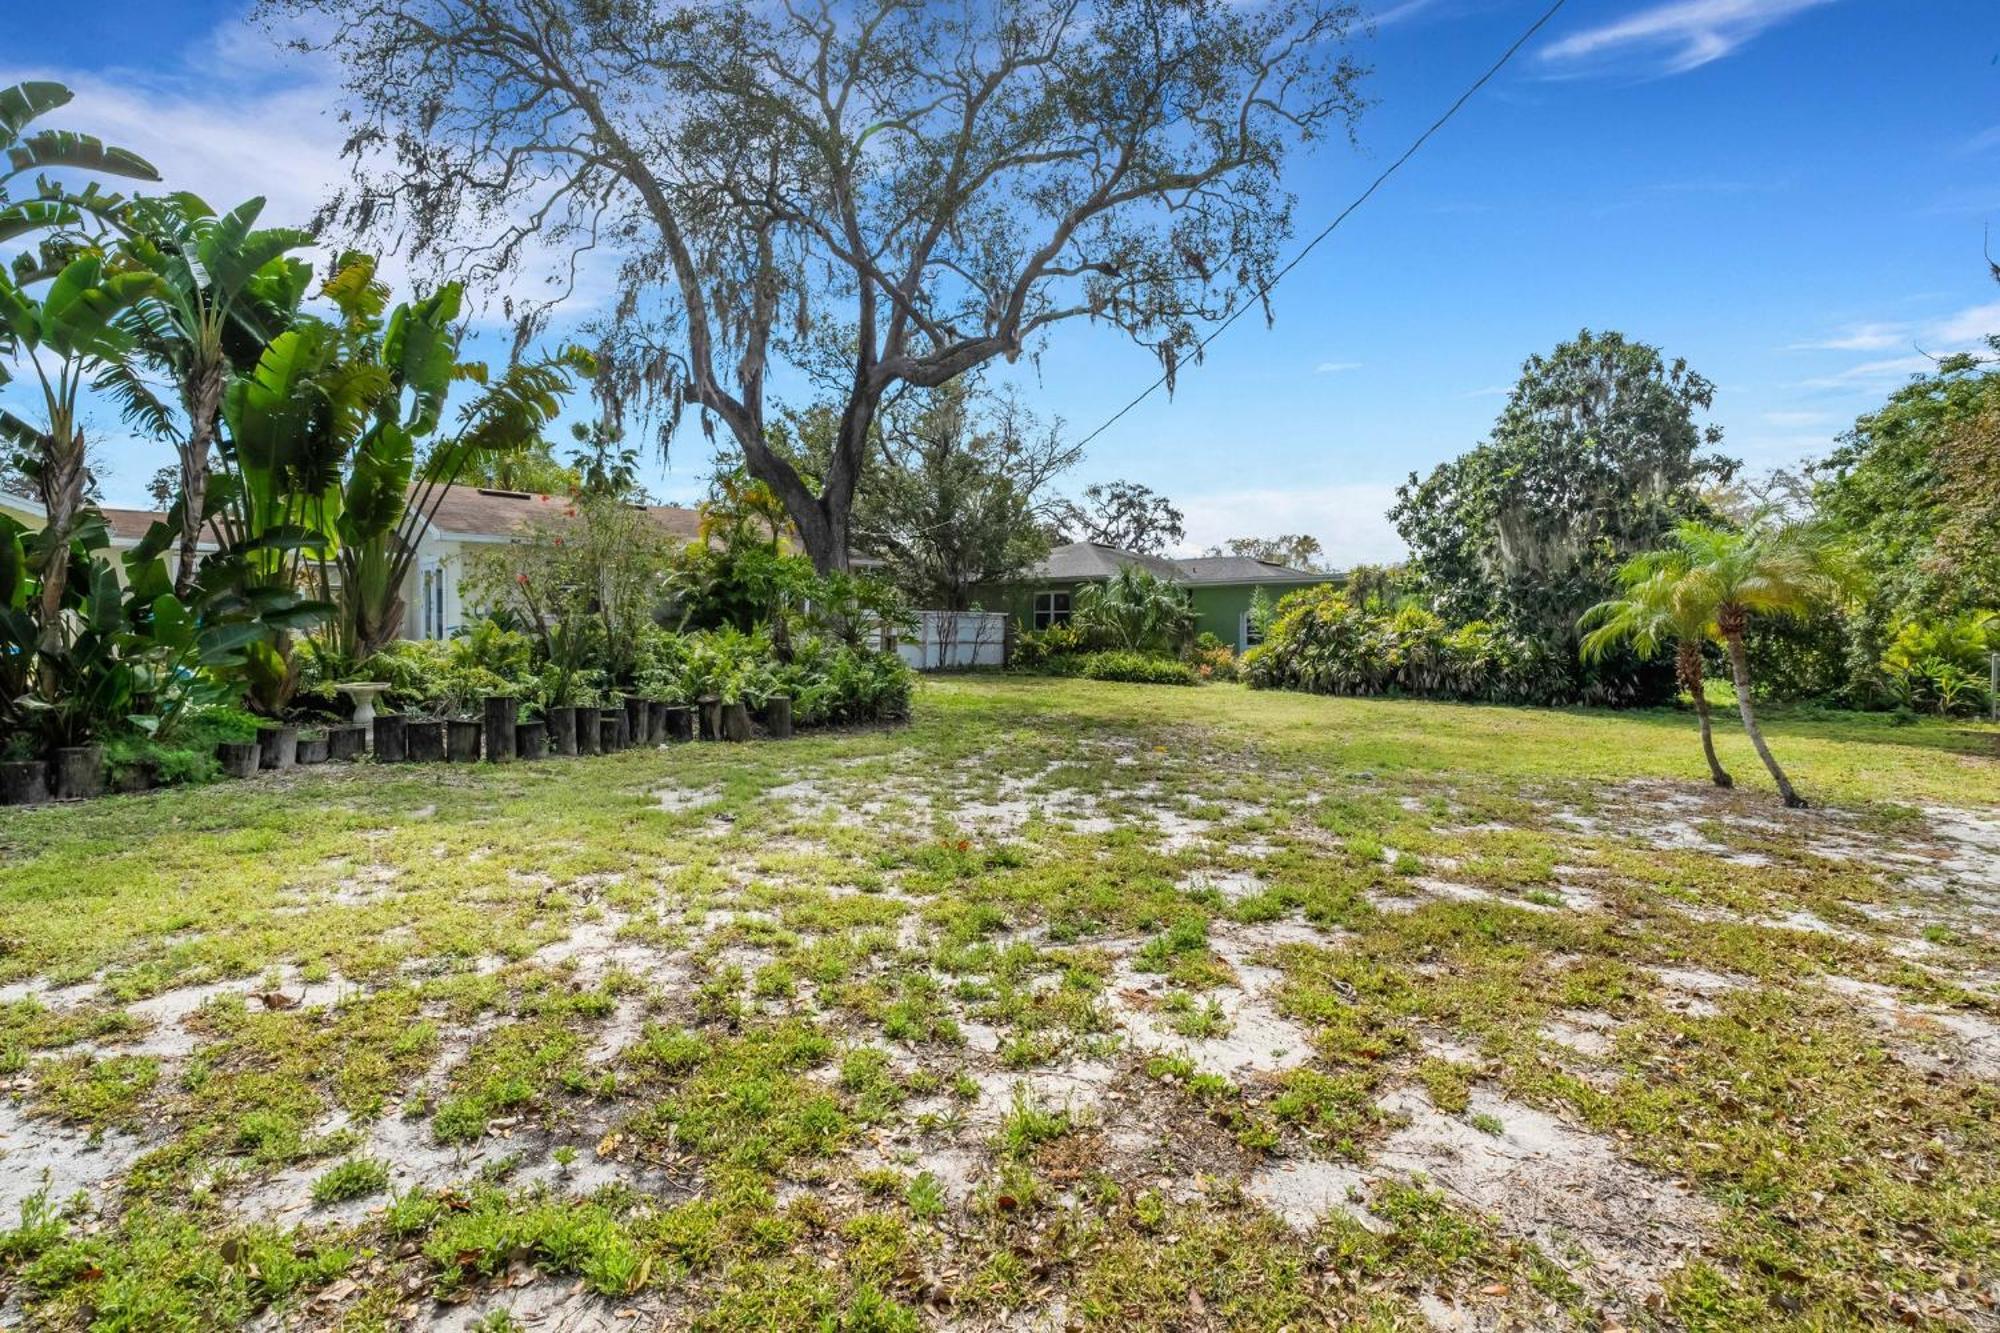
[104,193,313,594]
[0,81,159,249]
[217,252,588,707]
[0,250,164,654]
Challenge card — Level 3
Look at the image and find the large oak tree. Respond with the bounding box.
[266,0,1366,570]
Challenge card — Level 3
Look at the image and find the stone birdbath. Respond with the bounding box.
[336,682,392,729]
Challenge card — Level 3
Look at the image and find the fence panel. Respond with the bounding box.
[896,610,1010,670]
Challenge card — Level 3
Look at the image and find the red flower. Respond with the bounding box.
[516,573,530,586]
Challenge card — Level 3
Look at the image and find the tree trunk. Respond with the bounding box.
[1677,641,1732,789]
[173,366,226,596]
[731,379,870,575]
[34,429,86,658]
[1722,620,1805,809]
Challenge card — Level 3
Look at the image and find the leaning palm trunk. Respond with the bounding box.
[1677,640,1732,789]
[1720,612,1805,808]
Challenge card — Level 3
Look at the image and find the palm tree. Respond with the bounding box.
[1585,518,1838,808]
[1581,556,1733,789]
[1073,564,1196,654]
[0,253,163,651]
[0,81,158,242]
[108,195,313,593]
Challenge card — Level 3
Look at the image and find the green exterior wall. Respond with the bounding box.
[980,578,1337,651]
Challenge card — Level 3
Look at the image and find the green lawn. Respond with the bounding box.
[1,678,1997,1330]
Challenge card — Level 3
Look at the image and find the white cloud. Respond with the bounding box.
[1964,125,2000,155]
[1927,301,2000,345]
[3,14,626,330]
[1786,300,1998,387]
[1372,0,1445,27]
[1175,484,1406,570]
[1797,355,1937,390]
[1540,0,1834,76]
[1785,321,1908,352]
[1314,360,1363,374]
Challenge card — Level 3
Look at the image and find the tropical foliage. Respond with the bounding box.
[0,82,592,771]
[1579,518,1845,807]
[1388,330,1734,704]
[1242,589,1571,706]
[1072,566,1196,655]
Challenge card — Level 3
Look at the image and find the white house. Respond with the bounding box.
[80,487,705,643]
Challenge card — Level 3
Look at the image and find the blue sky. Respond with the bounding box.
[7,0,1998,564]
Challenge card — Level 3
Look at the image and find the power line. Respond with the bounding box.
[1072,0,1573,450]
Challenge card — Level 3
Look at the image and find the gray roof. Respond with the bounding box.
[1027,542,1331,586]
[1175,555,1331,586]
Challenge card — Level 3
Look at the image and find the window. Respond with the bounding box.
[421,562,447,641]
[1033,590,1071,630]
[1240,609,1265,652]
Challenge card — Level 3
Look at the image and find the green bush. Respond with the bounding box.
[1184,633,1238,682]
[1243,586,1574,705]
[1878,611,1998,715]
[1011,622,1089,669]
[351,640,531,718]
[101,707,263,790]
[1037,650,1200,686]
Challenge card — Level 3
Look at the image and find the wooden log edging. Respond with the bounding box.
[216,741,259,779]
[1,759,50,805]
[328,724,369,762]
[258,725,297,771]
[406,720,446,763]
[547,706,578,757]
[446,719,482,762]
[575,706,600,755]
[516,720,548,760]
[53,745,104,801]
[484,696,518,764]
[373,714,408,762]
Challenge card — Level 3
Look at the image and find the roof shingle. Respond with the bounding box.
[1026,541,1332,586]
[96,487,705,546]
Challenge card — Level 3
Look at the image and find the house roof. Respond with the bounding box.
[1174,555,1331,586]
[0,492,46,528]
[1027,541,1332,587]
[101,507,177,543]
[426,488,704,542]
[93,487,706,547]
[1032,541,1187,583]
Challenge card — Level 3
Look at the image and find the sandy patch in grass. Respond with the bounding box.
[1253,1084,1713,1305]
[0,1096,143,1223]
[1822,976,2000,1080]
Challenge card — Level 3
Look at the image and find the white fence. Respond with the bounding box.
[896,610,1010,671]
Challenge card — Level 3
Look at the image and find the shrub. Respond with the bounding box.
[101,707,262,790]
[354,640,525,718]
[1184,633,1237,682]
[1243,586,1574,705]
[1011,622,1089,669]
[1072,567,1196,654]
[1878,611,1998,715]
[1041,651,1200,686]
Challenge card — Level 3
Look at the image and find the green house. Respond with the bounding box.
[993,541,1339,652]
